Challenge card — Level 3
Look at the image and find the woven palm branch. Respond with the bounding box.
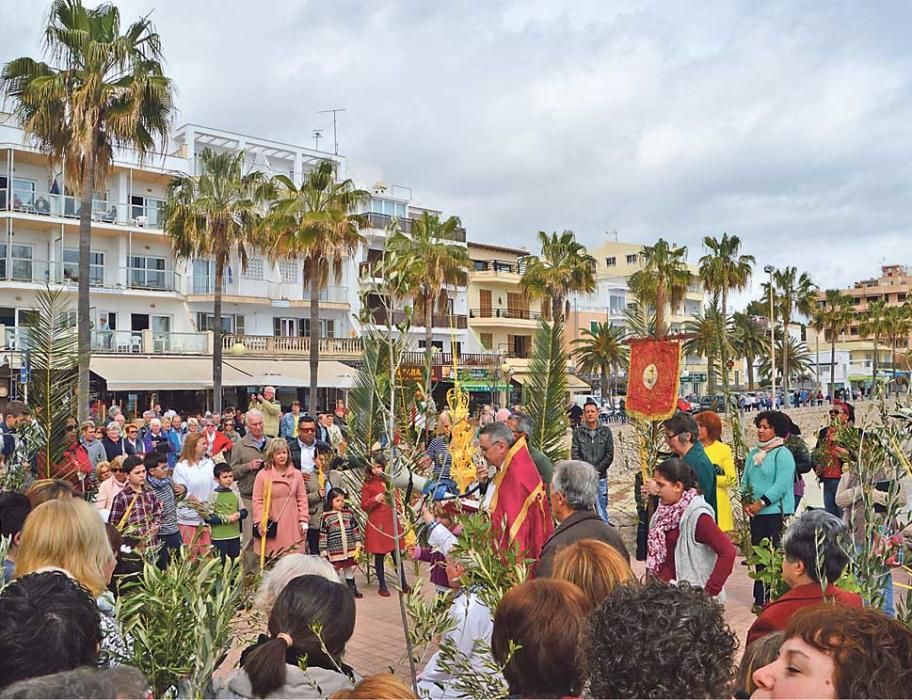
[525,318,569,463]
[27,286,78,479]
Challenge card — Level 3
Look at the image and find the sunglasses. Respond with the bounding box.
[110,467,122,473]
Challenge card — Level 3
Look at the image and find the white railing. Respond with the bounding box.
[222,334,363,356]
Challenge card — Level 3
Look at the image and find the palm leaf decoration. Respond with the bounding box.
[28,286,78,479]
[346,336,390,466]
[525,318,569,463]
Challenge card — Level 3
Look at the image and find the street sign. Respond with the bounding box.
[686,373,707,382]
[19,366,29,385]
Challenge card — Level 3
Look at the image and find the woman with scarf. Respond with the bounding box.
[644,458,735,599]
[218,574,358,699]
[742,410,797,611]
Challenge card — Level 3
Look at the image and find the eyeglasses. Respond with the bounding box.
[66,425,77,431]
[110,467,122,473]
[829,410,846,417]
[300,427,316,432]
[664,432,680,440]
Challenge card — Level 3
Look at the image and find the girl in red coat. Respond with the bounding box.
[360,452,409,597]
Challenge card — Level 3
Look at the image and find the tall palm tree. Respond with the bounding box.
[818,289,854,399]
[628,238,693,338]
[731,311,767,391]
[165,148,272,412]
[758,331,814,386]
[858,299,888,386]
[884,304,912,389]
[572,322,628,402]
[2,0,174,420]
[682,302,725,395]
[266,161,368,414]
[699,233,754,398]
[809,309,828,394]
[386,212,471,381]
[520,230,597,329]
[762,267,817,395]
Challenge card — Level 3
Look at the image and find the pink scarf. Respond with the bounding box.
[646,488,697,574]
[752,437,785,465]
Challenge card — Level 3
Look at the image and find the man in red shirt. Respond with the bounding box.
[747,510,862,646]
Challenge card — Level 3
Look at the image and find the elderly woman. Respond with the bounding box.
[752,605,912,699]
[742,410,796,610]
[747,511,862,645]
[694,411,737,534]
[253,554,339,615]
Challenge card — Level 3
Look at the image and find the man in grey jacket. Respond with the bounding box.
[80,421,106,468]
[570,400,614,522]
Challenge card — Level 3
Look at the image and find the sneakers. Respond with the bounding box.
[345,578,363,599]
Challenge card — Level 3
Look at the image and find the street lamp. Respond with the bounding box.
[764,265,776,407]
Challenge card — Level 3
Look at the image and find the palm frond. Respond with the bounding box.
[525,318,569,463]
[27,286,78,478]
[346,336,390,466]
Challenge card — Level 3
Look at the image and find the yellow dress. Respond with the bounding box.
[703,440,737,532]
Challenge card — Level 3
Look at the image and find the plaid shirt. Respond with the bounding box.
[108,484,162,540]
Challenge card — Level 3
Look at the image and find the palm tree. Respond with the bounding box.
[520,230,597,328]
[731,311,767,390]
[758,332,813,386]
[809,309,828,394]
[858,299,888,387]
[818,289,854,399]
[165,148,272,412]
[884,304,912,390]
[266,161,368,414]
[628,238,693,338]
[2,0,174,420]
[386,212,471,379]
[761,267,817,396]
[699,233,754,398]
[572,322,628,402]
[682,302,725,395]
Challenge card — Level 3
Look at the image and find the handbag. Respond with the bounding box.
[254,474,293,540]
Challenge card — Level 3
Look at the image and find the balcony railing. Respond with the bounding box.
[469,308,542,321]
[90,330,208,354]
[358,212,466,243]
[1,188,164,229]
[471,259,528,274]
[188,277,348,303]
[367,308,468,329]
[222,334,363,357]
[0,259,179,293]
[400,351,501,367]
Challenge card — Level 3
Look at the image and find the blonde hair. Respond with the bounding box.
[16,498,115,596]
[180,432,206,463]
[331,673,416,699]
[110,455,126,471]
[95,461,111,481]
[264,437,289,467]
[25,479,76,508]
[552,539,634,611]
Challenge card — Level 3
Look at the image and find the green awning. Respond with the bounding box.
[458,380,511,392]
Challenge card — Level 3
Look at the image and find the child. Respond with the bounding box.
[206,463,248,562]
[0,492,31,582]
[145,451,184,569]
[108,455,162,545]
[319,487,364,598]
[409,503,460,595]
[361,451,409,597]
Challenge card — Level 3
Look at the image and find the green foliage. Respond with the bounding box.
[628,238,693,336]
[347,337,392,464]
[747,537,788,602]
[116,553,244,699]
[572,321,628,400]
[520,230,596,324]
[525,318,569,464]
[27,287,78,479]
[434,636,514,699]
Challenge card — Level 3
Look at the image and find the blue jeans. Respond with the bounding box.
[822,478,843,519]
[596,477,609,523]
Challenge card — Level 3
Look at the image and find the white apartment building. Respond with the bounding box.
[0,116,479,413]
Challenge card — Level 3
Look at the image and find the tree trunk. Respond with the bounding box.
[424,292,434,397]
[212,250,225,413]
[76,152,96,423]
[707,353,718,396]
[655,282,667,338]
[552,295,563,326]
[781,312,790,396]
[600,362,608,403]
[746,353,755,390]
[308,272,320,415]
[872,335,879,393]
[720,289,731,404]
[830,331,837,401]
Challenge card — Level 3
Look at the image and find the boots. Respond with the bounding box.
[346,578,363,599]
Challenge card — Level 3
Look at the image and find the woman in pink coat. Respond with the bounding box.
[252,438,309,565]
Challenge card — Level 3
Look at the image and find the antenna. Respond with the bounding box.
[318,107,347,155]
[312,129,324,151]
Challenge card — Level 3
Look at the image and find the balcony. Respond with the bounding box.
[0,326,208,354]
[187,277,348,304]
[367,308,468,329]
[471,259,528,275]
[469,308,542,321]
[221,334,363,359]
[0,188,163,230]
[400,351,501,367]
[0,259,180,293]
[358,212,466,243]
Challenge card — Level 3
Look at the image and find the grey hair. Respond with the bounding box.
[782,510,851,584]
[509,412,533,437]
[3,666,149,699]
[253,554,339,614]
[245,408,264,424]
[149,418,161,428]
[479,421,516,448]
[550,460,598,510]
[264,386,276,395]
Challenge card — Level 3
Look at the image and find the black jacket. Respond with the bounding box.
[536,509,630,578]
[571,424,615,477]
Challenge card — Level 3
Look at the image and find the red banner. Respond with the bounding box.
[625,339,682,421]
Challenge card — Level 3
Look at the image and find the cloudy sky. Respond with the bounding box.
[3,0,911,306]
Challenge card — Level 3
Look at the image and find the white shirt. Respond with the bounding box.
[297,439,316,473]
[173,458,215,525]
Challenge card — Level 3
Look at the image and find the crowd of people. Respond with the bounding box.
[0,389,910,698]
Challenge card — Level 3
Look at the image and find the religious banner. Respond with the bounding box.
[625,338,682,421]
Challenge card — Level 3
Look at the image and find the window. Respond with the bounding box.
[63,248,104,286]
[590,321,599,333]
[609,294,626,314]
[278,260,298,283]
[299,318,335,337]
[480,333,493,350]
[131,195,164,227]
[369,198,407,218]
[0,243,34,282]
[244,258,264,280]
[197,312,244,335]
[473,260,488,271]
[605,257,616,267]
[11,179,35,211]
[626,254,638,264]
[129,255,166,290]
